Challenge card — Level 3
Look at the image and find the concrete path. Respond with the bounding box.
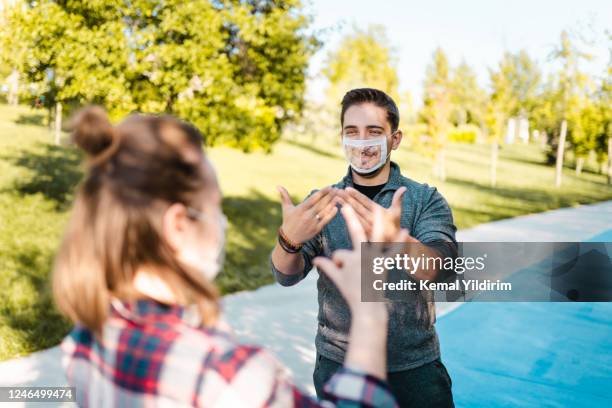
[1,201,611,407]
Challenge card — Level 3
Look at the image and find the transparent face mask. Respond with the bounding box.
[182,207,227,281]
[342,135,388,174]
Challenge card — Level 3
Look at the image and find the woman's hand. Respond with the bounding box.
[313,204,411,317]
[313,204,412,380]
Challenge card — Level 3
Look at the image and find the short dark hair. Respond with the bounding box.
[340,88,400,132]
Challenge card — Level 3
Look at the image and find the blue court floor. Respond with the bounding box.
[438,229,612,407]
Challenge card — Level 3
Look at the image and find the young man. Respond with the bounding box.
[270,88,457,407]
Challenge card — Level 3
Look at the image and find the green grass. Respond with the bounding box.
[1,103,611,361]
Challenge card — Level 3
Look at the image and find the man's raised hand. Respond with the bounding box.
[337,186,416,242]
[277,185,339,245]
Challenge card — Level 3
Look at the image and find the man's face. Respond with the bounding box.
[342,102,400,171]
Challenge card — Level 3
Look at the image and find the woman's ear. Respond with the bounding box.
[391,130,403,150]
[162,203,189,251]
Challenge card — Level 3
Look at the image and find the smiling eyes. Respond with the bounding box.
[343,128,384,138]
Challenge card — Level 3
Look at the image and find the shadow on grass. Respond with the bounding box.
[500,153,550,168]
[1,245,72,361]
[14,113,46,127]
[1,142,83,211]
[218,190,282,294]
[445,176,609,221]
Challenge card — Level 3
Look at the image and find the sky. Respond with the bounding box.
[304,0,612,105]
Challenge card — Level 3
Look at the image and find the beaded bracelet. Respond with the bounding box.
[278,227,303,253]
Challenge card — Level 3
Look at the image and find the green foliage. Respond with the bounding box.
[487,50,541,144]
[323,25,399,103]
[450,61,485,127]
[419,48,452,152]
[0,1,132,114]
[0,0,317,150]
[568,99,602,157]
[536,30,601,164]
[448,125,479,144]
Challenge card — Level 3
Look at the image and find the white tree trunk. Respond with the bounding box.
[490,141,498,187]
[7,69,19,105]
[555,120,567,188]
[575,157,584,175]
[54,101,62,145]
[434,149,446,181]
[541,131,548,149]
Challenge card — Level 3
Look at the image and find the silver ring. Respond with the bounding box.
[315,213,321,221]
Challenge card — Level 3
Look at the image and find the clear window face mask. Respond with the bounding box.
[342,135,388,174]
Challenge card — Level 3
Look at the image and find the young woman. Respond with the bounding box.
[53,107,410,407]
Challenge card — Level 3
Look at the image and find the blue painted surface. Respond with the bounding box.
[438,230,612,407]
[587,229,612,242]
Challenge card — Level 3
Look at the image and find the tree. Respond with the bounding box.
[1,1,143,142]
[450,60,485,127]
[548,30,593,186]
[482,101,504,187]
[0,0,317,150]
[568,97,601,174]
[127,0,318,151]
[323,25,399,105]
[489,50,541,128]
[0,0,22,104]
[593,32,612,182]
[419,48,452,180]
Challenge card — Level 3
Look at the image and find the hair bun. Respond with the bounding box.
[71,106,117,162]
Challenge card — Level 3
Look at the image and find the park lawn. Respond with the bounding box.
[1,103,611,361]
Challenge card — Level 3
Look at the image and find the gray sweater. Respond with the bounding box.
[270,162,457,372]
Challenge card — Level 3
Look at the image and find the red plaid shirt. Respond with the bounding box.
[61,299,397,407]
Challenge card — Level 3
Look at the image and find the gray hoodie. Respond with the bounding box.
[270,162,457,371]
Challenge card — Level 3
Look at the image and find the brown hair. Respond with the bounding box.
[341,88,400,132]
[53,106,219,335]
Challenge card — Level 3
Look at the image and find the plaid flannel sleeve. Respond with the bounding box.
[198,345,397,407]
[321,367,398,408]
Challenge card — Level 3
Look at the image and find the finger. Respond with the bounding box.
[331,249,352,265]
[312,188,337,214]
[316,203,338,227]
[347,200,372,235]
[355,211,372,235]
[277,186,293,209]
[395,229,411,243]
[313,256,340,277]
[304,186,333,209]
[371,205,385,242]
[337,193,371,232]
[340,190,372,223]
[346,187,375,211]
[341,205,367,247]
[404,231,420,243]
[391,187,406,213]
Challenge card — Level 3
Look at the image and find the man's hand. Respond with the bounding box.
[277,185,339,244]
[314,204,413,313]
[337,186,418,242]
